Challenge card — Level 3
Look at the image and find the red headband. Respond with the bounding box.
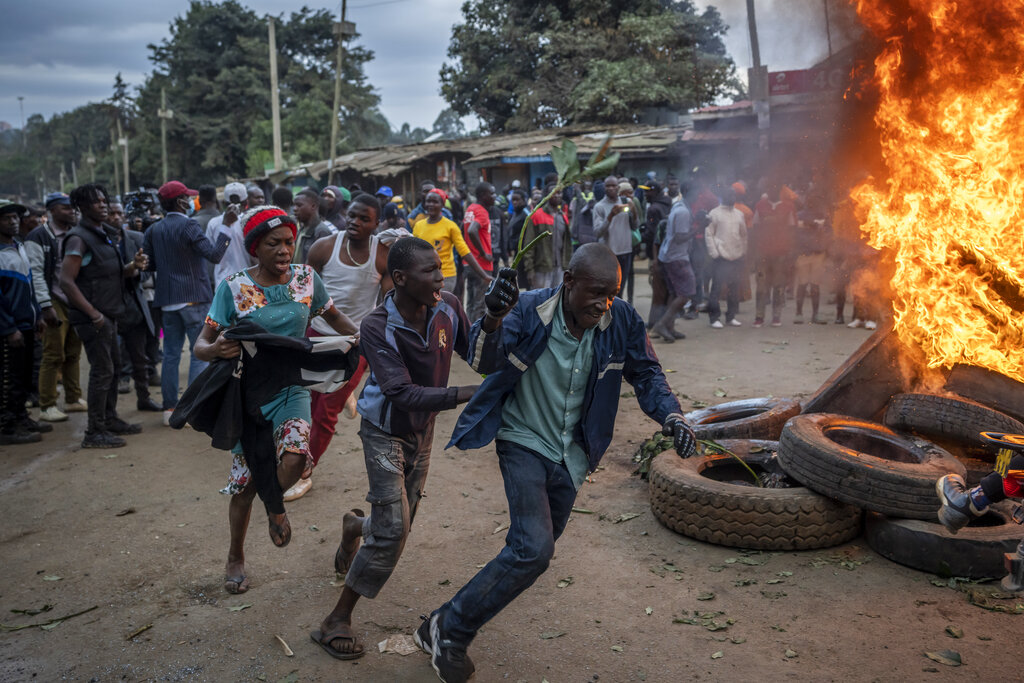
[242,206,297,255]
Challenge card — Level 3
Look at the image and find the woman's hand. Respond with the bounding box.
[212,332,241,359]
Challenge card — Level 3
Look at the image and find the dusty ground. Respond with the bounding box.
[2,269,1020,682]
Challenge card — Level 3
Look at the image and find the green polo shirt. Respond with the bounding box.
[496,292,595,489]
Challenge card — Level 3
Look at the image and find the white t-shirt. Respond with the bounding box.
[206,214,254,286]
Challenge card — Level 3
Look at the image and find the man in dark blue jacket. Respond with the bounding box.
[143,180,230,423]
[418,243,697,682]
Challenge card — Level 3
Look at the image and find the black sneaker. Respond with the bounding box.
[107,417,142,435]
[20,417,53,433]
[429,612,475,682]
[936,474,986,533]
[413,615,433,655]
[81,431,126,449]
[0,429,42,445]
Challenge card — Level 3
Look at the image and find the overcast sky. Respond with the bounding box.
[0,0,854,132]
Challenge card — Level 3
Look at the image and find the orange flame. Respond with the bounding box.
[852,1,1024,382]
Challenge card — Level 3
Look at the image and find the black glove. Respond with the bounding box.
[485,267,519,318]
[662,413,697,458]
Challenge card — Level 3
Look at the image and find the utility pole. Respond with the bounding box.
[268,17,284,173]
[745,0,770,147]
[823,0,833,58]
[17,96,25,150]
[117,118,129,195]
[110,128,120,196]
[158,88,174,183]
[328,1,355,185]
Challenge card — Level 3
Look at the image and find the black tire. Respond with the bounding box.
[649,440,862,550]
[685,397,801,441]
[884,393,1024,447]
[864,504,1023,579]
[778,414,966,520]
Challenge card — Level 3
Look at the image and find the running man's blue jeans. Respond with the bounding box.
[438,439,578,645]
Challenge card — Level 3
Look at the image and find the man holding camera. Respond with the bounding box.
[205,182,261,286]
[419,244,696,682]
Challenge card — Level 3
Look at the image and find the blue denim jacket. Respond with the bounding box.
[447,287,682,472]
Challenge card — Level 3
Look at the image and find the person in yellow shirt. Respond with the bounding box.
[413,189,492,292]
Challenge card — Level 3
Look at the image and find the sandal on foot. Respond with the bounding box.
[268,513,292,548]
[333,508,365,575]
[310,624,365,660]
[224,574,250,594]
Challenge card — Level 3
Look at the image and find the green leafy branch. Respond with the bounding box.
[699,440,763,488]
[511,135,621,269]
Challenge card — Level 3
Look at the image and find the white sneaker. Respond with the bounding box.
[847,318,864,328]
[283,477,312,502]
[864,320,878,330]
[710,320,724,329]
[162,409,173,427]
[64,398,88,413]
[39,406,68,422]
[728,318,742,327]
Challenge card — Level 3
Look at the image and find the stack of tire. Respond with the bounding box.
[648,395,1023,578]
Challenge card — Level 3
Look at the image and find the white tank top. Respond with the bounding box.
[310,233,382,334]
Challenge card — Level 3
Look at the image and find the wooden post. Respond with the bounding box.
[268,17,283,173]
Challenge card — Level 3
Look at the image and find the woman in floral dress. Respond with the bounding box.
[194,205,357,594]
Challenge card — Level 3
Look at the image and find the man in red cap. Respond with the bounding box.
[143,180,232,425]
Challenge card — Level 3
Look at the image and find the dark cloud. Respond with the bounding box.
[0,1,859,133]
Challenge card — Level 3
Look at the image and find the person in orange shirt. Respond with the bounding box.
[412,189,491,292]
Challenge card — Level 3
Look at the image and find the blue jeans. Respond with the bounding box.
[438,440,577,646]
[160,304,208,410]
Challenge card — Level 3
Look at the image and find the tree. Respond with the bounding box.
[431,108,467,139]
[131,1,390,183]
[440,0,743,133]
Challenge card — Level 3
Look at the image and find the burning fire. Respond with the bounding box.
[851,1,1024,382]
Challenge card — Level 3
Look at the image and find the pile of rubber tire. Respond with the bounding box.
[648,395,1023,578]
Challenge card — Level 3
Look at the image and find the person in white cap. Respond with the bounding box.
[206,182,261,286]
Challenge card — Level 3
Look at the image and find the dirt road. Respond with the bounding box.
[1,276,1019,682]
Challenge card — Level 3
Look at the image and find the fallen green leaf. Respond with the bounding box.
[276,672,299,683]
[308,525,319,532]
[42,575,62,582]
[438,579,450,586]
[539,630,565,640]
[571,507,593,514]
[611,645,623,652]
[711,651,723,659]
[785,649,798,659]
[731,637,746,644]
[39,621,64,631]
[714,388,727,397]
[697,592,715,601]
[945,625,964,639]
[557,577,573,588]
[102,453,119,459]
[227,603,252,612]
[734,579,757,587]
[777,571,794,577]
[925,649,961,667]
[644,607,653,615]
[708,565,724,572]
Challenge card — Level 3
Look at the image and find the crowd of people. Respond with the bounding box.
[0,167,884,682]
